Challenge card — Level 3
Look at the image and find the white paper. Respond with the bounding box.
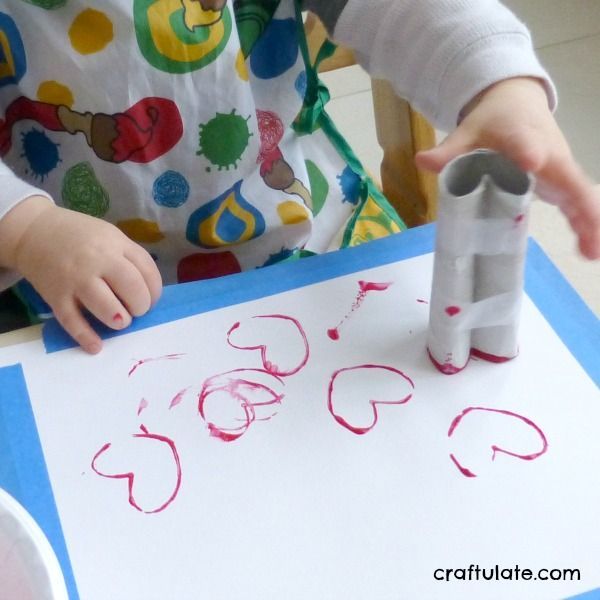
[0,252,599,600]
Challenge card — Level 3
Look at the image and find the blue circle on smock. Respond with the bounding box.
[250,19,298,80]
[153,170,190,207]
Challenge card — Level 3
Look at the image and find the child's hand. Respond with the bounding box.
[416,77,600,260]
[0,197,162,353]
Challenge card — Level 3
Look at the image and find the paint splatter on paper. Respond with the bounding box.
[328,281,392,341]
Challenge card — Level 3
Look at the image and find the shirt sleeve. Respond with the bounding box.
[0,161,53,291]
[303,0,557,132]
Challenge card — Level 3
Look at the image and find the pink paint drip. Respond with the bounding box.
[327,364,414,435]
[91,425,182,514]
[168,387,189,410]
[328,280,392,341]
[128,354,185,377]
[226,314,309,377]
[448,406,549,478]
[113,313,124,325]
[137,398,149,416]
[198,368,284,442]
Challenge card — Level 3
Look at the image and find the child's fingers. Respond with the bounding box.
[536,157,600,259]
[415,128,474,173]
[52,299,103,354]
[76,278,132,331]
[124,245,163,306]
[496,128,549,174]
[104,258,154,317]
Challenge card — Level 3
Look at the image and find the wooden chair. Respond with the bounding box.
[304,12,438,227]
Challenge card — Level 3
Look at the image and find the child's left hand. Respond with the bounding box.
[416,76,600,260]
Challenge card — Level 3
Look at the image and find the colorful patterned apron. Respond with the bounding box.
[0,0,405,318]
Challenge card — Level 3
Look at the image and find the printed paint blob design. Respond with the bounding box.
[448,407,549,478]
[256,109,284,162]
[254,110,312,207]
[197,110,252,171]
[91,425,182,514]
[337,165,361,206]
[117,219,165,244]
[69,9,114,55]
[328,280,392,341]
[153,170,190,207]
[277,200,309,225]
[62,162,110,217]
[0,13,27,87]
[234,0,279,58]
[134,0,232,73]
[249,18,298,79]
[37,80,74,108]
[0,95,183,164]
[198,368,284,442]
[186,180,266,248]
[226,314,309,376]
[294,70,307,99]
[20,0,66,7]
[327,364,414,435]
[347,196,403,246]
[177,250,242,282]
[20,128,60,180]
[305,160,328,216]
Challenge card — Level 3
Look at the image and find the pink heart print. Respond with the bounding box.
[327,364,414,435]
[91,425,182,513]
[226,314,309,377]
[448,407,549,477]
[198,368,285,442]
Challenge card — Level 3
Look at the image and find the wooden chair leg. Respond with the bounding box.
[304,11,355,72]
[371,79,438,227]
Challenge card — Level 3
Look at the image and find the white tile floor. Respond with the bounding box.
[320,1,600,316]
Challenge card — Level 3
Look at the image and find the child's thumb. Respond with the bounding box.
[415,129,472,173]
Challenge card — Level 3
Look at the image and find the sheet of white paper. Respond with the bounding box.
[1,252,599,600]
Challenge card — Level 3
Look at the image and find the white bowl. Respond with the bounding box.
[0,487,69,600]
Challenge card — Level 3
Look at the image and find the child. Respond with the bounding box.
[0,0,598,354]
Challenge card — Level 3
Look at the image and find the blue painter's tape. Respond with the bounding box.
[42,225,436,352]
[524,238,600,387]
[567,589,600,599]
[0,363,79,599]
[42,226,599,390]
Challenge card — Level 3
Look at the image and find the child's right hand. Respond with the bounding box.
[0,196,162,353]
